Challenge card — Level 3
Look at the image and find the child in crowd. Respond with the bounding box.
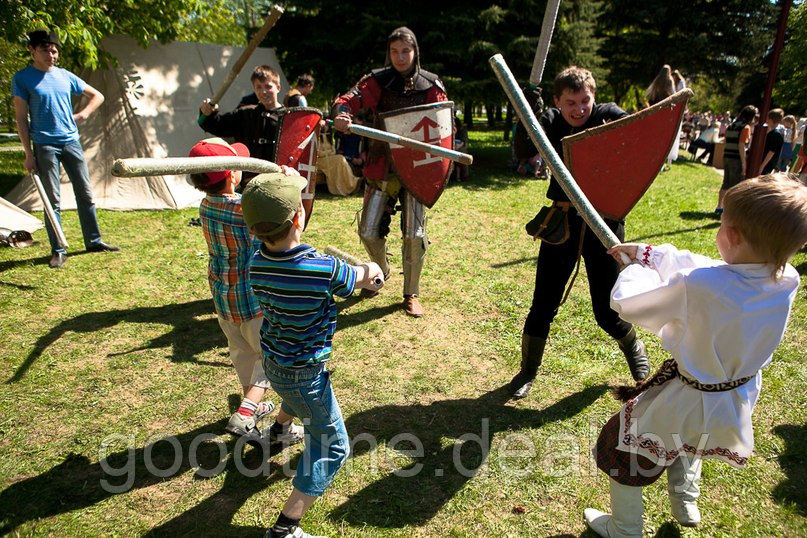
[759,108,785,175]
[188,138,303,447]
[198,65,283,189]
[240,172,384,538]
[584,173,807,537]
[777,115,797,172]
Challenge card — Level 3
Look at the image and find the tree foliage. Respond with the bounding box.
[598,0,777,110]
[0,0,223,70]
[260,0,605,111]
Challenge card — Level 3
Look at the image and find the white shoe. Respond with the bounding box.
[265,525,326,538]
[584,479,643,537]
[267,422,305,445]
[667,457,702,527]
[583,508,612,537]
[226,401,276,436]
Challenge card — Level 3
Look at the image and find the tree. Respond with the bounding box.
[598,0,777,109]
[0,0,224,70]
[259,0,605,124]
[0,38,28,131]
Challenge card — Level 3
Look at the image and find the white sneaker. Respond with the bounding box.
[267,422,305,445]
[265,525,326,538]
[254,401,275,423]
[226,400,275,437]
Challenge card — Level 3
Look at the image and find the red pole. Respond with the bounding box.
[747,0,793,177]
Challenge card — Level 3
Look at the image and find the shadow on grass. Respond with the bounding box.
[491,255,538,269]
[7,299,226,383]
[331,383,608,528]
[578,521,680,537]
[771,423,807,516]
[0,248,102,272]
[0,280,36,290]
[678,210,720,221]
[628,221,719,243]
[0,417,300,536]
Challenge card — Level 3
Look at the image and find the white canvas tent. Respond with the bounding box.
[0,196,42,233]
[7,36,288,211]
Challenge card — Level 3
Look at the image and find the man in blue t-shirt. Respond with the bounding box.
[12,29,119,268]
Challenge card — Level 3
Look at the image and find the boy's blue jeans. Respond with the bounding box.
[34,141,102,254]
[264,361,350,497]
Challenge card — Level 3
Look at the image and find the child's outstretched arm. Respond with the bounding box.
[353,262,385,291]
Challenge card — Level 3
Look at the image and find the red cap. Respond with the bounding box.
[188,137,250,184]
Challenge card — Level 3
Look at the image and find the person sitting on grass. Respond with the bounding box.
[584,173,807,537]
[188,138,304,448]
[240,172,385,538]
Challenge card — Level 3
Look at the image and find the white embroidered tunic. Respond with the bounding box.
[611,244,799,467]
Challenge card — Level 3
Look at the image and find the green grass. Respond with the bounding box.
[0,131,805,536]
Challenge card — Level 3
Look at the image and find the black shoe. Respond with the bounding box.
[87,241,120,252]
[509,334,546,400]
[48,252,67,268]
[617,329,650,381]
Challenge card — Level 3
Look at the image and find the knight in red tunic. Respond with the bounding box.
[333,26,447,317]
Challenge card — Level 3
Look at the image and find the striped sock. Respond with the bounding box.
[237,398,258,418]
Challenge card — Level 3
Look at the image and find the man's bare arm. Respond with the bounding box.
[14,96,36,172]
[73,84,105,125]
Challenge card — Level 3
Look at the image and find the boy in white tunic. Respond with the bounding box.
[584,173,807,537]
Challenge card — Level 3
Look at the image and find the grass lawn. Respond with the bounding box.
[0,131,805,537]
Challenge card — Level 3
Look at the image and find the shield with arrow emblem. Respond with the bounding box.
[379,101,454,207]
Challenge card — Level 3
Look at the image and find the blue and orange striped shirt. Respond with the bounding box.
[200,194,262,323]
[250,244,357,367]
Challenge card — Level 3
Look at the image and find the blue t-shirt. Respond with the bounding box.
[250,244,357,367]
[11,65,86,145]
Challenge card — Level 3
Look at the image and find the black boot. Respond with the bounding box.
[617,328,649,381]
[509,334,546,399]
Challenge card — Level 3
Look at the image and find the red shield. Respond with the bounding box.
[562,90,692,220]
[379,101,454,208]
[275,107,323,227]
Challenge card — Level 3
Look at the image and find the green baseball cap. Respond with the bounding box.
[241,173,307,239]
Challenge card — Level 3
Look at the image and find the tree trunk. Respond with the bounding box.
[503,104,513,141]
[486,103,495,127]
[495,103,502,122]
[464,101,474,128]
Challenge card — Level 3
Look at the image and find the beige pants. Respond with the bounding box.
[217,315,270,388]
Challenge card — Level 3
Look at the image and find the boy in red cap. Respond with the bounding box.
[188,137,303,447]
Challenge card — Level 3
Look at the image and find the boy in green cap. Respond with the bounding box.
[241,172,384,538]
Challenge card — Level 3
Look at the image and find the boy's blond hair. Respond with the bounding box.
[554,66,596,98]
[723,173,807,278]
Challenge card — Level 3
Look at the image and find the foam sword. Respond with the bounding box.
[328,120,473,166]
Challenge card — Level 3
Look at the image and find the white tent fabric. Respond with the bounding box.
[7,36,288,211]
[0,196,43,233]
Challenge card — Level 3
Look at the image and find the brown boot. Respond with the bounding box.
[403,295,424,317]
[509,334,546,399]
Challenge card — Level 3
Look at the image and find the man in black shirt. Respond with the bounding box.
[509,66,649,400]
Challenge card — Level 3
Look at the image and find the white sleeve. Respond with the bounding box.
[641,243,720,281]
[611,265,688,341]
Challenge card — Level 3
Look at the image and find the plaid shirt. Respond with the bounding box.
[200,194,262,323]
